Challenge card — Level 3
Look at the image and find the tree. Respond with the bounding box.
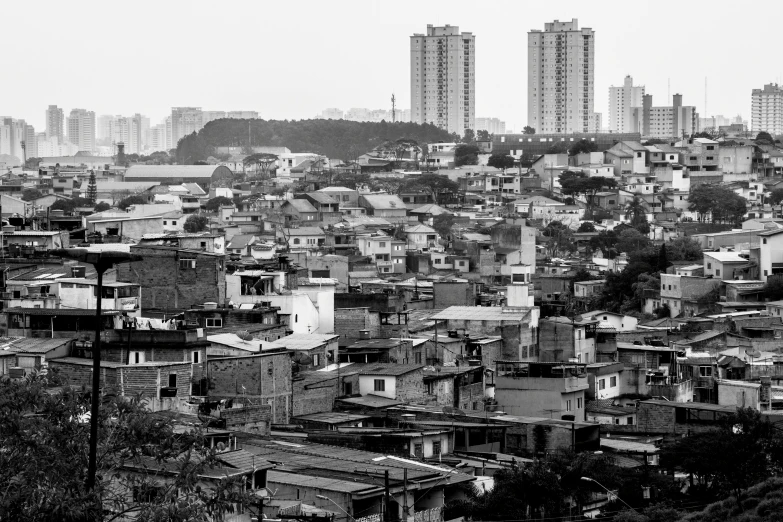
[476,130,491,141]
[601,261,655,312]
[545,141,570,154]
[332,171,371,190]
[769,188,783,206]
[658,243,670,272]
[86,171,98,204]
[204,196,234,212]
[568,139,598,156]
[184,214,209,233]
[24,156,42,169]
[625,196,648,227]
[523,126,535,134]
[118,195,147,210]
[688,185,747,225]
[756,131,774,145]
[431,214,455,239]
[454,144,480,166]
[487,153,515,171]
[541,221,576,258]
[558,171,617,216]
[401,174,459,205]
[243,152,278,179]
[21,188,43,201]
[0,374,257,521]
[577,221,596,233]
[666,236,702,261]
[616,228,651,254]
[462,129,475,143]
[94,202,111,212]
[659,408,783,501]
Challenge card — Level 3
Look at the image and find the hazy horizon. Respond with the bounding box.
[2,0,780,132]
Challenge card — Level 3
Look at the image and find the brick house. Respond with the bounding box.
[116,245,227,310]
[206,351,293,424]
[357,364,425,403]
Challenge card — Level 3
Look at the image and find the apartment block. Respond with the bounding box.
[475,117,506,135]
[170,107,203,148]
[45,105,64,140]
[643,93,698,139]
[67,109,96,152]
[528,19,595,134]
[410,24,475,135]
[609,75,644,132]
[751,83,783,134]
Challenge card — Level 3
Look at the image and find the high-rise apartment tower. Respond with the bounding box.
[527,19,594,134]
[410,24,475,136]
[609,76,645,133]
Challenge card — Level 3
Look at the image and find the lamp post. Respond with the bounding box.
[316,494,354,522]
[580,476,639,514]
[51,248,141,490]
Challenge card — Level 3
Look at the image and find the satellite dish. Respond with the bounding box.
[236,331,254,343]
[291,352,313,366]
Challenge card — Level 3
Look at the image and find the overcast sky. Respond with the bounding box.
[3,0,780,132]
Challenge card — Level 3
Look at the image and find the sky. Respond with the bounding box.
[2,0,781,132]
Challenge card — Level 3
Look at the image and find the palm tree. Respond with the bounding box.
[625,196,648,226]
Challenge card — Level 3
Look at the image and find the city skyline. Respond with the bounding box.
[1,0,780,133]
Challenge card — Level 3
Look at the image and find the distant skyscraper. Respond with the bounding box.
[609,75,644,132]
[752,84,783,134]
[643,93,698,138]
[475,117,506,135]
[320,108,344,120]
[46,105,64,141]
[170,107,203,147]
[97,114,114,143]
[148,123,168,152]
[528,19,595,134]
[227,111,258,119]
[201,111,226,126]
[410,24,475,135]
[0,118,28,162]
[67,109,96,152]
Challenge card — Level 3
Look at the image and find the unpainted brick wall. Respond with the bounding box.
[49,362,118,389]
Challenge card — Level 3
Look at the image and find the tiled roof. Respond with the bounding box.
[431,306,531,321]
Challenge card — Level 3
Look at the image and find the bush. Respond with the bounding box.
[183,214,208,233]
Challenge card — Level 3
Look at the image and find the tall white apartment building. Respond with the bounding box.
[752,84,783,134]
[110,114,146,154]
[475,117,506,135]
[67,109,96,152]
[147,124,168,152]
[201,111,226,126]
[410,24,475,135]
[320,108,344,120]
[643,94,698,139]
[227,111,258,119]
[609,75,644,132]
[46,105,64,141]
[170,107,203,148]
[0,118,29,163]
[528,19,595,134]
[97,115,114,143]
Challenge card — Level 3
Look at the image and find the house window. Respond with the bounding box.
[179,259,196,269]
[566,400,572,411]
[313,354,320,367]
[343,382,353,395]
[374,379,385,392]
[764,239,768,244]
[192,351,200,364]
[414,443,423,458]
[707,262,712,269]
[415,352,422,364]
[433,441,442,455]
[293,238,301,245]
[577,397,583,409]
[205,318,223,328]
[627,417,634,425]
[379,242,386,247]
[130,351,145,364]
[599,379,606,390]
[610,376,617,387]
[168,373,177,388]
[699,366,712,377]
[716,269,720,276]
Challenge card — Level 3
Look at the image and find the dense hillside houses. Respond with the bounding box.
[6,118,783,521]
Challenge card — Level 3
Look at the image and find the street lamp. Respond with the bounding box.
[316,494,354,521]
[580,476,639,514]
[50,248,142,490]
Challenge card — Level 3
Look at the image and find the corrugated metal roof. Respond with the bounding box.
[125,165,231,180]
[431,306,531,321]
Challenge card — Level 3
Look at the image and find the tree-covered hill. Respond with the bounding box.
[176,118,455,164]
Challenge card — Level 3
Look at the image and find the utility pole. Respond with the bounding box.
[391,94,396,123]
[384,469,391,522]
